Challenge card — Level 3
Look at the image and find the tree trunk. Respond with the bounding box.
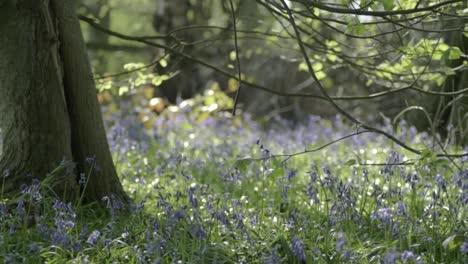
[430,8,468,145]
[0,0,129,203]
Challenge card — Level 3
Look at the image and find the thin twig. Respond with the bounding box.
[80,15,468,101]
[229,0,242,116]
[94,52,169,80]
[279,0,467,158]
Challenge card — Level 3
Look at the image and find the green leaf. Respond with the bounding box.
[315,71,327,80]
[346,21,366,35]
[312,62,323,72]
[434,158,450,168]
[360,0,373,8]
[327,53,338,62]
[444,47,463,60]
[298,62,308,72]
[344,159,357,166]
[269,168,285,179]
[380,0,393,10]
[159,59,168,68]
[235,157,254,172]
[421,149,436,160]
[442,235,465,251]
[118,86,129,96]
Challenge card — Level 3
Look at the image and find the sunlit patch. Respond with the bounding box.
[168,106,179,112]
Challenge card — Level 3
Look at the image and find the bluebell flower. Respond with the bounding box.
[72,242,81,252]
[20,179,42,202]
[15,200,25,217]
[104,238,112,252]
[382,248,398,264]
[461,242,468,254]
[335,232,346,253]
[401,250,415,262]
[28,243,41,254]
[282,183,290,201]
[287,169,297,182]
[291,238,306,262]
[263,246,280,264]
[372,207,393,227]
[52,231,71,248]
[396,202,408,217]
[190,224,207,240]
[78,173,86,186]
[87,230,101,245]
[322,166,332,176]
[85,155,96,164]
[173,207,186,222]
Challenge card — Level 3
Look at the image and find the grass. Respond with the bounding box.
[1,100,467,263]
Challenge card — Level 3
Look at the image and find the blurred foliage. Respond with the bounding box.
[80,0,468,144]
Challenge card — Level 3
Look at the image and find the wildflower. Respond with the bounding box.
[401,251,415,262]
[72,242,81,252]
[0,203,7,216]
[396,202,408,217]
[335,232,346,253]
[28,243,41,254]
[20,179,42,201]
[79,225,89,240]
[15,200,25,217]
[102,194,125,216]
[264,246,280,264]
[85,155,96,164]
[188,187,199,208]
[173,207,186,222]
[190,224,207,240]
[435,174,447,192]
[372,207,393,227]
[55,219,75,230]
[382,248,398,264]
[362,168,369,182]
[87,230,101,245]
[322,166,332,176]
[52,231,71,248]
[287,169,297,182]
[282,183,290,201]
[78,173,86,186]
[291,238,306,262]
[104,238,112,252]
[461,242,468,254]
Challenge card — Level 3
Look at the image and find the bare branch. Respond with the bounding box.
[278,0,467,158]
[229,0,242,116]
[295,0,462,17]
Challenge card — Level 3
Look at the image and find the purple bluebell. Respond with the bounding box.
[87,230,101,245]
[461,242,468,254]
[401,250,415,262]
[291,238,306,262]
[382,248,398,264]
[335,232,346,253]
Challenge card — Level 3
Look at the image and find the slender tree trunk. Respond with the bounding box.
[0,0,129,203]
[431,8,468,145]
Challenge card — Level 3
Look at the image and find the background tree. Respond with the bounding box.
[76,0,466,153]
[0,0,128,203]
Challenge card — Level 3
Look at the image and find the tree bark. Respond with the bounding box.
[0,0,78,199]
[0,0,129,203]
[428,8,468,145]
[51,0,129,203]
